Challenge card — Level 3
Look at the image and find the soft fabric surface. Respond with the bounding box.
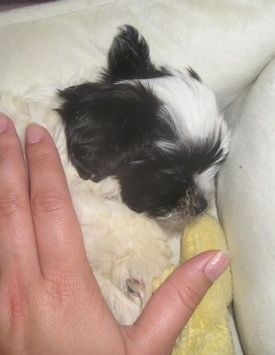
[1,1,275,353]
[218,58,275,354]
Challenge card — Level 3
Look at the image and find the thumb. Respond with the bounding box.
[123,250,231,355]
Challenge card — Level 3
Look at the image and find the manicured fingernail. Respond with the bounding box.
[26,123,44,143]
[0,115,9,133]
[204,250,231,282]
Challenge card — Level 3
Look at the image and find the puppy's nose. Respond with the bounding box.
[192,198,208,216]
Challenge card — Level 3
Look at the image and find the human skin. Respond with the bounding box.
[0,115,231,355]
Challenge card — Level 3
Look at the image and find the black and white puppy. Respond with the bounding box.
[58,25,230,236]
[0,25,230,325]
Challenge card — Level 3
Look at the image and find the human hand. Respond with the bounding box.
[0,114,231,355]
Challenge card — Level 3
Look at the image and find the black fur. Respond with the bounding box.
[101,25,170,82]
[188,67,201,82]
[118,137,225,217]
[58,82,172,181]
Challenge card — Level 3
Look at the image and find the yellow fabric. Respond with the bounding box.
[153,215,234,354]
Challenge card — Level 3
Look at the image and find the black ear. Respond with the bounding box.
[102,25,168,82]
[57,83,110,181]
[57,81,162,182]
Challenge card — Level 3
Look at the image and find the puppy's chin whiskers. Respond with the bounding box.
[155,213,192,237]
[151,203,195,236]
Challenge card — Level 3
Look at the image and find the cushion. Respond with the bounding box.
[1,1,275,353]
[218,58,275,354]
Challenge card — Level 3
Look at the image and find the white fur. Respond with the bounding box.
[0,89,172,325]
[130,70,230,146]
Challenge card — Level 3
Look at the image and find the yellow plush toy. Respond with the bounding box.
[153,215,234,355]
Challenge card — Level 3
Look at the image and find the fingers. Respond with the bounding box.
[125,250,231,355]
[25,123,89,279]
[0,116,39,274]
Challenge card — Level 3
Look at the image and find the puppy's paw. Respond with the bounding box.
[112,252,170,315]
[125,278,146,308]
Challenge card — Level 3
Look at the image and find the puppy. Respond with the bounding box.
[0,25,230,325]
[57,25,230,236]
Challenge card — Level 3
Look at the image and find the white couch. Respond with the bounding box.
[1,1,275,353]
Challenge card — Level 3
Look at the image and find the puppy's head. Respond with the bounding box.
[58,25,230,235]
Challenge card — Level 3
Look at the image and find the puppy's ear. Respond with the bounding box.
[57,83,117,181]
[57,82,161,182]
[102,25,168,82]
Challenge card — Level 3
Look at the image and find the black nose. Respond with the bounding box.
[192,198,208,216]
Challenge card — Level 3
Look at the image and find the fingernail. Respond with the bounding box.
[26,123,44,144]
[0,115,9,133]
[204,250,231,282]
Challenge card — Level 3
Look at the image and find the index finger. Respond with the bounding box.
[0,115,39,275]
[25,123,89,279]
